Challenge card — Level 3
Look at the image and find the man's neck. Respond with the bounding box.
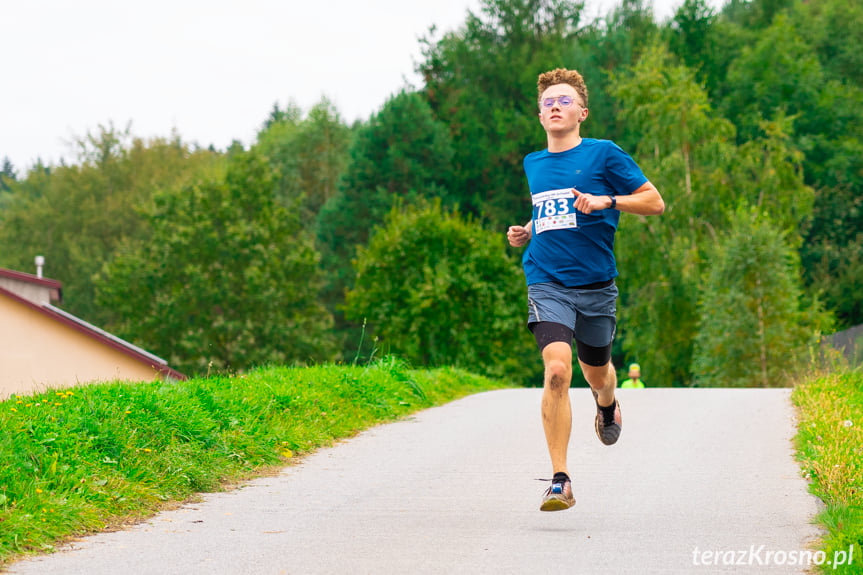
[547,131,583,153]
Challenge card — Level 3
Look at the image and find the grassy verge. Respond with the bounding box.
[0,357,510,566]
[793,370,863,573]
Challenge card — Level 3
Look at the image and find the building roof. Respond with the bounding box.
[0,268,185,381]
[0,267,62,301]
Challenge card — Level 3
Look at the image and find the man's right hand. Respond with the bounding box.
[507,225,531,247]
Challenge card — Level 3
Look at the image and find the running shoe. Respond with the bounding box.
[592,389,622,445]
[540,477,575,512]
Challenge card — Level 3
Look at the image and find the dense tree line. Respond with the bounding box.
[1,0,858,385]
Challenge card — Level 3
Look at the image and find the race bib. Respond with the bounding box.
[532,188,577,234]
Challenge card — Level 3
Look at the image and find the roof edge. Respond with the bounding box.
[0,267,63,290]
[0,286,187,381]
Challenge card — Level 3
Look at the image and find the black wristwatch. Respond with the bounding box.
[609,195,617,210]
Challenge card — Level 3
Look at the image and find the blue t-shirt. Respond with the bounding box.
[522,138,647,287]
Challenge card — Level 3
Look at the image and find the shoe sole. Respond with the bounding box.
[592,389,622,445]
[595,416,621,445]
[540,497,575,512]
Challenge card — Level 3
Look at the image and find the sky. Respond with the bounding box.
[0,0,714,173]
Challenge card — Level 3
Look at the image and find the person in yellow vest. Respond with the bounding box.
[620,363,645,388]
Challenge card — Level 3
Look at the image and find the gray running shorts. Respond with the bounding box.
[527,281,618,348]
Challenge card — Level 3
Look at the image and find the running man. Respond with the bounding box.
[507,68,664,512]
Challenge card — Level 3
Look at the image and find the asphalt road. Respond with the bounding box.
[7,388,824,574]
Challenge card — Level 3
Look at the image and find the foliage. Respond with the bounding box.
[316,90,456,357]
[798,87,863,327]
[610,41,826,386]
[0,126,217,327]
[346,200,539,385]
[607,41,733,193]
[667,0,716,77]
[0,361,509,565]
[255,98,352,226]
[2,0,860,384]
[418,0,586,227]
[610,42,734,386]
[94,149,335,375]
[688,4,755,102]
[0,156,15,193]
[692,208,831,387]
[726,113,814,241]
[793,370,863,574]
[722,14,823,143]
[807,240,863,329]
[712,1,863,327]
[316,88,453,258]
[791,0,863,88]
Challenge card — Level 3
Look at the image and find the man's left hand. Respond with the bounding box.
[572,188,612,215]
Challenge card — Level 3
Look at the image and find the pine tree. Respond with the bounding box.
[0,156,16,192]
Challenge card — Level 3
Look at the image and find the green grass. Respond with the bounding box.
[793,370,863,573]
[0,357,510,566]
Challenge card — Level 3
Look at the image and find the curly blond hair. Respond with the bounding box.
[537,68,588,108]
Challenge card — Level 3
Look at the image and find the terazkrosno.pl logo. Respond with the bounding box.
[692,544,855,569]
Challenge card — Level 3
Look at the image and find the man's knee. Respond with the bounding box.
[582,361,615,391]
[545,358,571,391]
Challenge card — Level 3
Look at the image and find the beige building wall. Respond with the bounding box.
[0,294,165,399]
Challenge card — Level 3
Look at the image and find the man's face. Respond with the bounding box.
[538,83,588,134]
[628,368,640,379]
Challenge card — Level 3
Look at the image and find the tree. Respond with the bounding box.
[418,0,587,227]
[716,9,863,327]
[796,84,863,326]
[576,0,661,145]
[732,0,797,30]
[607,39,823,386]
[667,0,715,75]
[0,156,16,192]
[255,98,351,225]
[692,207,831,387]
[682,4,756,102]
[608,42,736,386]
[721,14,823,143]
[95,150,335,375]
[261,101,302,131]
[608,41,733,195]
[315,89,455,358]
[317,89,453,254]
[0,156,17,210]
[588,0,659,74]
[0,127,217,326]
[791,0,863,88]
[345,200,539,384]
[807,242,863,328]
[726,112,814,241]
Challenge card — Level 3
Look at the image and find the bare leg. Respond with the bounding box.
[580,359,617,407]
[541,342,573,476]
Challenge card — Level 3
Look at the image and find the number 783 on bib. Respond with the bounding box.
[533,188,578,235]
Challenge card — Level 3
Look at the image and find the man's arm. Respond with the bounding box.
[572,181,665,216]
[507,220,533,247]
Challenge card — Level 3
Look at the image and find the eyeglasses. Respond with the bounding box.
[539,95,579,109]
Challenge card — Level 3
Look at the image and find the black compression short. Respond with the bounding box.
[530,321,612,366]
